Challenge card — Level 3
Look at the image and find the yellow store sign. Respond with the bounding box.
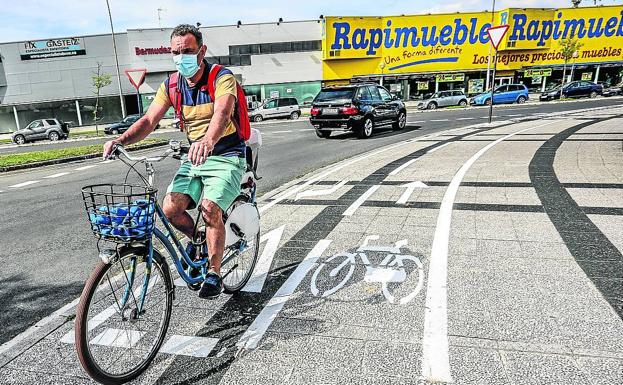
[322,5,623,80]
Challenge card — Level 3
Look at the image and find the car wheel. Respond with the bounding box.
[315,130,331,139]
[590,91,597,98]
[14,134,26,145]
[458,100,468,107]
[392,111,406,130]
[289,111,300,120]
[357,117,374,139]
[253,115,263,122]
[485,98,492,106]
[48,131,60,141]
[427,102,437,110]
[517,96,527,104]
[111,129,120,135]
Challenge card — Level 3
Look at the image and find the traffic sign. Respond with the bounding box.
[486,25,510,51]
[124,68,147,90]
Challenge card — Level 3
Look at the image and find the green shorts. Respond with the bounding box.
[167,155,246,212]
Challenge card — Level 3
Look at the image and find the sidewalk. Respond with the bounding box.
[1,105,622,384]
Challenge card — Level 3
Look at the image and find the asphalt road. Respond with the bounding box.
[0,97,622,346]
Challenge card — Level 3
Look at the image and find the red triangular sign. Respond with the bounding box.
[486,25,509,51]
[124,69,147,90]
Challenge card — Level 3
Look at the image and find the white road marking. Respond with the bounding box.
[75,164,97,171]
[243,225,286,293]
[408,120,425,124]
[90,328,145,348]
[396,181,428,205]
[295,180,348,200]
[43,172,70,179]
[505,114,522,117]
[160,335,219,357]
[99,159,115,164]
[9,180,40,188]
[430,119,450,122]
[343,185,380,216]
[421,119,560,382]
[60,307,117,344]
[457,117,475,120]
[271,130,293,134]
[427,142,452,154]
[236,239,332,352]
[390,159,419,176]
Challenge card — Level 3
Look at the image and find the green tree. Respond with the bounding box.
[559,36,583,98]
[92,62,113,135]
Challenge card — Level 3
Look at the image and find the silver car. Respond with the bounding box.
[250,97,301,122]
[417,90,468,110]
[11,118,69,145]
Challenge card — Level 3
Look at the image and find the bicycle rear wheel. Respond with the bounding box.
[222,199,260,293]
[75,247,173,385]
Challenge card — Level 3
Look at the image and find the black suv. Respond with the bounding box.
[310,84,407,139]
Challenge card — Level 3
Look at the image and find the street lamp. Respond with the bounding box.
[379,61,386,87]
[105,0,127,118]
[485,0,497,90]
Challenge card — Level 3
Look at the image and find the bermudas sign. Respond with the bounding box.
[322,5,623,80]
[19,38,86,60]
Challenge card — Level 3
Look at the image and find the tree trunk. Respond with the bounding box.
[94,92,100,136]
[561,61,567,99]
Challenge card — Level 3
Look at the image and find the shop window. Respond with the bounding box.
[229,55,241,66]
[240,55,252,66]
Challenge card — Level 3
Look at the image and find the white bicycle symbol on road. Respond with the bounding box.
[310,236,425,305]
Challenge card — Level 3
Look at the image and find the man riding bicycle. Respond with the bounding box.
[103,24,245,299]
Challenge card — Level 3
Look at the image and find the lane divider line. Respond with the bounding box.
[9,180,40,188]
[43,172,70,179]
[236,239,332,352]
[343,185,380,216]
[242,225,286,293]
[427,142,452,154]
[420,119,561,383]
[389,159,419,176]
[74,165,97,171]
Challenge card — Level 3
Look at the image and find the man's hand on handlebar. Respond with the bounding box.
[103,139,122,160]
[188,139,214,166]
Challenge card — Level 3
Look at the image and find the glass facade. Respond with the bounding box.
[262,81,321,106]
[14,100,80,129]
[230,40,321,56]
[79,96,124,126]
[0,105,15,133]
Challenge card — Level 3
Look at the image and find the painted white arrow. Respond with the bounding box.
[295,180,348,200]
[396,181,429,205]
[242,225,285,293]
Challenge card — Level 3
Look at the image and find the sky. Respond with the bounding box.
[0,0,621,43]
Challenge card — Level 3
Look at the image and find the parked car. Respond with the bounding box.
[249,97,301,122]
[309,83,407,139]
[470,84,529,106]
[105,114,159,135]
[602,81,623,97]
[11,118,69,145]
[540,81,603,101]
[417,90,468,110]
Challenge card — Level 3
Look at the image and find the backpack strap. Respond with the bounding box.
[206,64,222,102]
[167,72,184,132]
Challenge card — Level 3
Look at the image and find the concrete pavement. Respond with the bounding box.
[1,102,623,384]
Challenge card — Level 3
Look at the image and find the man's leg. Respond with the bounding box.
[200,199,225,275]
[162,192,195,238]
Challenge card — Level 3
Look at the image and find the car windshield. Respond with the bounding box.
[315,88,355,102]
[429,92,440,99]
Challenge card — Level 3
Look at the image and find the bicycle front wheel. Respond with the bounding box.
[75,247,173,385]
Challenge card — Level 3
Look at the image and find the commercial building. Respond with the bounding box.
[321,5,623,99]
[1,5,622,133]
[0,20,322,133]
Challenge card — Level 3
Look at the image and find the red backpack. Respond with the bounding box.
[167,64,251,141]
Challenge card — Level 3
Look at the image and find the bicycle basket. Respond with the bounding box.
[82,184,157,243]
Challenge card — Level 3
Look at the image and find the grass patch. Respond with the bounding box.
[0,138,165,168]
[0,138,12,144]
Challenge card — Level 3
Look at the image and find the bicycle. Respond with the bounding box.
[74,130,262,385]
[310,235,425,305]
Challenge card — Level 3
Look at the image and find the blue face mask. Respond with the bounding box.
[173,53,200,78]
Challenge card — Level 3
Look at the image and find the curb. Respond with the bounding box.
[0,141,168,173]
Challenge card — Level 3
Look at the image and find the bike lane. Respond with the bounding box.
[2,106,623,384]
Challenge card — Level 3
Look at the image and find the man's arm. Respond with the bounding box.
[103,101,169,158]
[187,94,235,166]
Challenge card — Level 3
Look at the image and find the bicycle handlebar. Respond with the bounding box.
[110,141,186,163]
